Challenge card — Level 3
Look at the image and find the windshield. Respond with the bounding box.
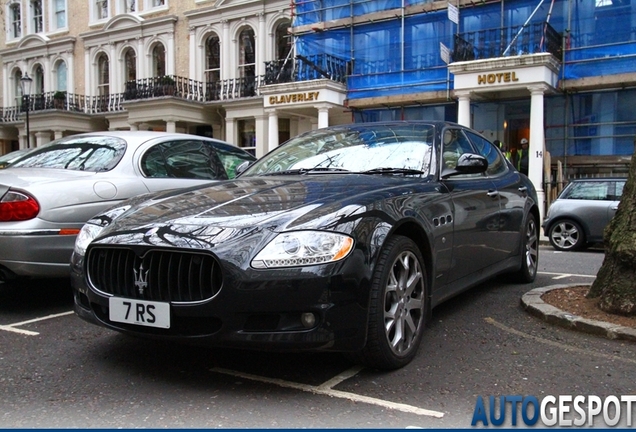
[11,136,127,172]
[243,123,434,176]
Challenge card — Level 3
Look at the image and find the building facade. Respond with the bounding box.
[1,0,635,213]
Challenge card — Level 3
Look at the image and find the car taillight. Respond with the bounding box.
[0,191,40,221]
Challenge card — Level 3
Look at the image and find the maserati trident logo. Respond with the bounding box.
[133,262,149,295]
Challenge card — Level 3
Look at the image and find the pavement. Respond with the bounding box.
[521,283,636,342]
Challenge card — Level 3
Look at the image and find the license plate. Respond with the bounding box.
[109,297,170,329]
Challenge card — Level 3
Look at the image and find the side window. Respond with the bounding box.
[442,128,474,170]
[212,144,255,179]
[141,140,226,180]
[565,181,610,200]
[465,131,506,177]
[615,181,626,200]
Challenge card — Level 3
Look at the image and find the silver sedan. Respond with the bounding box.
[0,131,255,281]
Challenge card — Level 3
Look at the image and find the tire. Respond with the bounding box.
[510,213,539,283]
[548,219,585,251]
[345,235,427,370]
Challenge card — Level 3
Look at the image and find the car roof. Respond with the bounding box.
[61,131,229,146]
[568,177,627,182]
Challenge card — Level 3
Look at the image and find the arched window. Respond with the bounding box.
[152,43,166,77]
[275,20,292,61]
[14,70,24,106]
[31,65,44,97]
[238,27,255,79]
[205,33,221,83]
[56,60,67,91]
[124,48,137,82]
[97,53,110,96]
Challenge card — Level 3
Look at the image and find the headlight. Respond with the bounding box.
[73,223,104,256]
[251,231,354,269]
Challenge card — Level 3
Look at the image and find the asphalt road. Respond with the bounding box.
[1,245,634,428]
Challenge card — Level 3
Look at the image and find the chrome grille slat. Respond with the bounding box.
[86,247,222,302]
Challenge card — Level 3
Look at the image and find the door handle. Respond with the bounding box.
[487,190,499,197]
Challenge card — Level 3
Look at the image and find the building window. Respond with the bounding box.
[238,119,256,156]
[52,0,67,30]
[9,3,22,39]
[56,60,68,91]
[205,33,221,82]
[94,0,109,21]
[124,48,137,82]
[275,20,292,61]
[120,0,135,13]
[30,0,43,33]
[97,53,110,96]
[152,44,166,77]
[238,27,256,79]
[146,0,165,9]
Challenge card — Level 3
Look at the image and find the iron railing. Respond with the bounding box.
[264,53,350,85]
[453,22,562,62]
[0,75,273,122]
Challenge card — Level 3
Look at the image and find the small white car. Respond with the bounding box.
[0,131,255,280]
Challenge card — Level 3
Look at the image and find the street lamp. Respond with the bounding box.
[20,73,33,148]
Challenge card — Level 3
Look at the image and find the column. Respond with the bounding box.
[528,84,548,223]
[257,13,267,77]
[166,120,176,133]
[53,130,64,140]
[255,114,268,158]
[225,117,236,146]
[222,21,230,80]
[35,131,52,147]
[267,109,279,152]
[316,105,330,129]
[189,26,197,80]
[129,123,139,131]
[455,90,471,127]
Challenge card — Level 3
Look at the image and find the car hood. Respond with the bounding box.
[93,174,433,248]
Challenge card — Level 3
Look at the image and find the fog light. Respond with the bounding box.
[300,312,316,328]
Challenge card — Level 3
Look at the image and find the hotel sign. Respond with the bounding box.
[269,91,320,105]
[477,72,519,85]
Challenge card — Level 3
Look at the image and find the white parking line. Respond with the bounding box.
[212,366,445,418]
[0,311,74,336]
[538,271,596,279]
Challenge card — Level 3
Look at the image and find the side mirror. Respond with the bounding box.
[441,153,488,178]
[235,160,253,176]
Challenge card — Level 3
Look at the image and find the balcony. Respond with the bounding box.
[453,22,562,62]
[0,75,271,122]
[264,53,349,85]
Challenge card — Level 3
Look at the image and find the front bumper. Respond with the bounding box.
[71,250,371,352]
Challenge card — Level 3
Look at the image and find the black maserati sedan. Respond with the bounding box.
[71,121,539,370]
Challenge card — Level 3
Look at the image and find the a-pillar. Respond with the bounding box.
[317,105,330,129]
[267,109,279,153]
[528,84,547,223]
[166,121,176,133]
[35,131,52,147]
[455,90,472,127]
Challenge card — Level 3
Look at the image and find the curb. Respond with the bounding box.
[521,284,636,342]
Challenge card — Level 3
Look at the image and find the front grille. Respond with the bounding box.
[86,247,223,302]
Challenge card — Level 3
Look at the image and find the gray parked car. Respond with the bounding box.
[0,131,255,281]
[542,177,626,251]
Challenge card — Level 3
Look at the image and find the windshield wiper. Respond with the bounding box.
[261,167,351,176]
[360,167,426,176]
